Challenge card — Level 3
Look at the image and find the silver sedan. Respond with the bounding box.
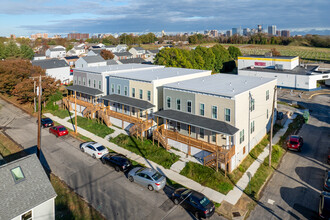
[128,167,166,191]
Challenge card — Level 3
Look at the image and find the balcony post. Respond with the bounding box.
[157,117,159,148]
[187,125,191,157]
[216,136,219,172]
[165,119,168,149]
[122,104,124,129]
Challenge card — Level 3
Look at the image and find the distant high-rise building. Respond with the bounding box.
[257,25,262,33]
[53,34,61,38]
[31,33,48,39]
[281,30,290,37]
[243,28,250,36]
[210,30,218,37]
[268,25,276,36]
[226,30,232,37]
[161,30,166,37]
[67,33,89,40]
[276,30,281,36]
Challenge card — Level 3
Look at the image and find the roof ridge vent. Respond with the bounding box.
[244,80,247,84]
[232,88,235,92]
[229,82,232,86]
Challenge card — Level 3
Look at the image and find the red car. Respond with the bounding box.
[49,125,68,137]
[286,135,303,151]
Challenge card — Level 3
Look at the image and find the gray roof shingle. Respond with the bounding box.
[0,154,57,220]
[114,52,132,57]
[32,59,69,69]
[101,94,154,110]
[49,47,65,52]
[154,109,239,135]
[81,55,105,64]
[66,85,103,96]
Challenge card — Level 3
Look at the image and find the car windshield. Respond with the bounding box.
[136,168,146,174]
[199,197,211,207]
[152,172,162,181]
[97,146,106,151]
[58,127,66,131]
[181,189,191,196]
[44,119,52,123]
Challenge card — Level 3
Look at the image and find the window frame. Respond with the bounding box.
[166,96,171,108]
[225,108,231,122]
[111,83,114,93]
[147,90,151,101]
[93,80,96,88]
[200,103,205,116]
[176,99,181,111]
[139,89,143,99]
[240,129,245,144]
[117,85,121,94]
[132,88,135,97]
[199,128,204,139]
[266,90,270,101]
[98,80,101,90]
[124,86,128,96]
[212,105,218,119]
[10,166,25,183]
[187,100,192,113]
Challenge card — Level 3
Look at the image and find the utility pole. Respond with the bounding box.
[34,80,36,112]
[37,75,42,159]
[248,92,252,152]
[269,86,277,167]
[75,91,77,134]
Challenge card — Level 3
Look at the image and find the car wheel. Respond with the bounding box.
[115,166,120,172]
[298,147,302,152]
[173,198,179,205]
[81,147,84,152]
[101,158,106,164]
[194,212,200,220]
[56,134,58,138]
[148,185,154,191]
[92,154,96,159]
[128,176,134,182]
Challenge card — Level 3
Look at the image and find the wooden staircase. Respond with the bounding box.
[153,128,170,150]
[129,119,153,137]
[96,109,111,127]
[62,98,72,111]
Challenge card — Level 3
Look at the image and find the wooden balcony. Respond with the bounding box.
[66,96,94,108]
[106,109,144,124]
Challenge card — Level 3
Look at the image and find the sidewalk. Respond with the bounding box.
[44,113,226,203]
[44,112,296,205]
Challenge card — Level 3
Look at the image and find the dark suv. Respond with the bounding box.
[101,153,132,172]
[171,188,215,219]
[39,118,54,128]
[319,191,330,219]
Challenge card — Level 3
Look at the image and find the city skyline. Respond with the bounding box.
[0,0,329,37]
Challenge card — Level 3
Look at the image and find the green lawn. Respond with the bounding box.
[228,136,269,184]
[68,116,114,138]
[49,109,73,119]
[180,161,234,195]
[110,134,180,169]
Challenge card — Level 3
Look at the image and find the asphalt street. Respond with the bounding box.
[0,98,225,220]
[249,93,330,220]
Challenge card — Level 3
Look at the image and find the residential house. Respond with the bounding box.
[106,59,119,65]
[129,47,146,58]
[33,53,46,61]
[145,49,159,63]
[87,49,102,56]
[67,46,86,56]
[32,58,71,84]
[0,154,57,220]
[116,44,128,52]
[113,52,133,61]
[75,56,107,68]
[117,57,147,64]
[45,45,66,58]
[64,56,79,66]
[105,45,117,53]
[154,74,277,172]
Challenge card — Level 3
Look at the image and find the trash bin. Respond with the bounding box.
[303,110,309,123]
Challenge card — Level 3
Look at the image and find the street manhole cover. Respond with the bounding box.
[232,212,241,217]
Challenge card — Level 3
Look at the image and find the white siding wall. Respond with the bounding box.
[46,67,71,84]
[11,198,55,220]
[238,57,298,70]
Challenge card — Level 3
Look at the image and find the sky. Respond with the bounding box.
[0,0,329,37]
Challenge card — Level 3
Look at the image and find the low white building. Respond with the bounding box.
[32,58,71,84]
[113,52,133,61]
[45,45,66,58]
[33,53,46,61]
[0,154,57,220]
[87,49,102,56]
[67,46,86,56]
[238,55,330,90]
[75,55,107,68]
[129,47,146,58]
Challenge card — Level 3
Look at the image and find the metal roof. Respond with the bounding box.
[113,52,133,57]
[32,58,69,69]
[239,55,298,59]
[154,109,239,135]
[106,59,118,65]
[0,154,57,220]
[164,74,275,98]
[118,58,146,64]
[66,85,103,96]
[49,47,65,51]
[74,63,164,74]
[101,94,154,110]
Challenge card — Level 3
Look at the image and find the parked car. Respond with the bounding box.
[49,125,68,137]
[38,118,54,128]
[324,171,330,192]
[286,135,303,151]
[128,167,166,191]
[277,111,284,120]
[171,188,215,219]
[101,153,132,172]
[327,155,330,165]
[80,142,109,159]
[319,191,330,219]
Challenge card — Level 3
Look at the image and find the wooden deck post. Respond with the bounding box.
[216,142,219,173]
[187,125,191,157]
[122,104,124,129]
[74,91,77,134]
[157,117,159,148]
[225,154,227,177]
[165,119,168,149]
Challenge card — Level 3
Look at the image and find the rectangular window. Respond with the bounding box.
[240,129,245,144]
[212,132,216,142]
[250,98,255,112]
[266,90,269,100]
[147,90,151,101]
[83,78,85,86]
[139,89,143,99]
[200,103,204,116]
[124,86,128,96]
[225,108,231,122]
[251,121,255,134]
[74,77,77,84]
[98,81,101,89]
[212,106,217,119]
[187,101,192,113]
[132,88,135,97]
[199,128,204,139]
[177,122,181,131]
[21,210,32,220]
[93,80,96,88]
[132,107,135,114]
[11,166,25,183]
[117,85,121,94]
[111,84,115,93]
[176,99,181,110]
[167,97,171,108]
[267,109,269,119]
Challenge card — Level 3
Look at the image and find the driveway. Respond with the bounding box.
[0,98,224,220]
[248,94,330,219]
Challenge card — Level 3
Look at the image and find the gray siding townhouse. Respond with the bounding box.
[0,154,57,220]
[129,47,146,58]
[154,74,277,172]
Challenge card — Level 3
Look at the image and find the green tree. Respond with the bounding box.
[20,45,34,60]
[227,46,242,60]
[66,44,73,52]
[4,41,21,58]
